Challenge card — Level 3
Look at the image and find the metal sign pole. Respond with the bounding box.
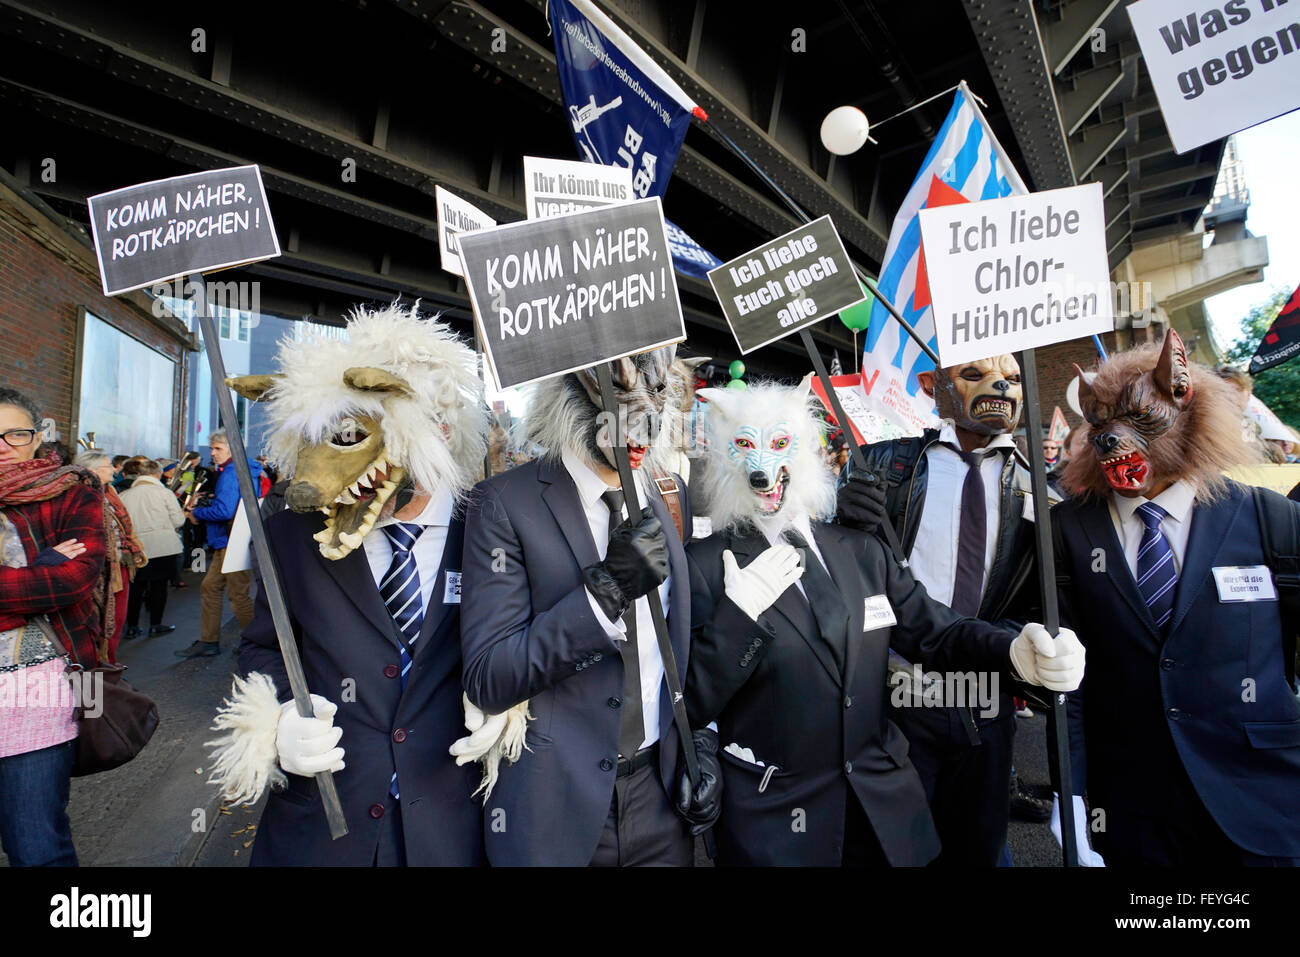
[190,273,348,840]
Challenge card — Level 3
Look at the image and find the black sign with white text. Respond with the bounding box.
[708,215,865,354]
[87,165,279,296]
[456,197,685,389]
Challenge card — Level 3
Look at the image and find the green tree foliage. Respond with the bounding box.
[1223,285,1300,430]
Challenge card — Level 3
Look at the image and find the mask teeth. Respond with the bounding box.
[338,530,363,550]
[312,528,333,544]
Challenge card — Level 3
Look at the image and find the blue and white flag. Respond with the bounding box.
[548,0,721,278]
[862,83,1028,433]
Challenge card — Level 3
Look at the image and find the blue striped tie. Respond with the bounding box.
[380,522,424,798]
[1135,502,1177,631]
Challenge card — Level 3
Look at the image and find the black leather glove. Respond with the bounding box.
[835,468,887,534]
[582,508,669,622]
[675,727,722,835]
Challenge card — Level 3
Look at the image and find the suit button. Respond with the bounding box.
[1167,707,1181,720]
[383,665,399,679]
[369,804,385,819]
[844,696,853,709]
[593,653,603,662]
[599,758,614,772]
[608,697,621,709]
[393,729,407,743]
[843,761,853,774]
[1160,658,1174,671]
[576,662,585,671]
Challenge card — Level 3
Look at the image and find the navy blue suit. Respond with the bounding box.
[1054,482,1300,864]
[459,458,691,866]
[240,508,485,866]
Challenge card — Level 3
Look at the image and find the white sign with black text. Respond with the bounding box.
[1128,0,1300,154]
[435,186,496,278]
[918,182,1114,367]
[523,156,633,221]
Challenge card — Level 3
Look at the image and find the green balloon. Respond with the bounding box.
[726,378,748,390]
[728,359,746,379]
[839,287,872,332]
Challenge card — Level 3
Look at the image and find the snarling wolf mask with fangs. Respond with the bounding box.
[1063,329,1252,501]
[695,374,836,532]
[521,346,681,472]
[226,303,488,558]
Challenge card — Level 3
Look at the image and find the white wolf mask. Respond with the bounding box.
[696,373,836,532]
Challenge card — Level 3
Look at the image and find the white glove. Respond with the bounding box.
[1051,793,1105,866]
[723,545,803,622]
[275,695,345,776]
[1009,624,1085,691]
[449,693,510,765]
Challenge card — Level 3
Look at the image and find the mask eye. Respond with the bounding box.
[733,437,754,450]
[329,418,368,449]
[771,435,790,450]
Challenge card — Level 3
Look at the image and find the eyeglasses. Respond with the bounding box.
[0,428,37,448]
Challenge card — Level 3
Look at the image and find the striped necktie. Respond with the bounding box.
[380,522,424,800]
[1135,502,1177,631]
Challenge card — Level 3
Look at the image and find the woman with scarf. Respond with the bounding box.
[0,387,111,866]
[75,451,146,661]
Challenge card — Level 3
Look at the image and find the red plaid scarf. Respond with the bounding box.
[0,452,118,655]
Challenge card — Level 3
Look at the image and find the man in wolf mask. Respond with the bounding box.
[457,346,719,866]
[685,375,1082,866]
[1055,329,1300,866]
[205,303,489,866]
[840,353,1049,865]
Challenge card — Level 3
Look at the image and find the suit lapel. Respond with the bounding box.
[414,516,464,656]
[815,524,863,688]
[539,458,601,569]
[313,527,396,642]
[1077,499,1160,651]
[734,530,842,688]
[1167,492,1241,637]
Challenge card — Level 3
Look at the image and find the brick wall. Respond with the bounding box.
[0,179,193,453]
[1030,331,1124,438]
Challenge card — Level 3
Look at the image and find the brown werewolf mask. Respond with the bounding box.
[1064,329,1249,500]
[918,353,1023,436]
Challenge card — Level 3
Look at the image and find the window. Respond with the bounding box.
[75,309,177,458]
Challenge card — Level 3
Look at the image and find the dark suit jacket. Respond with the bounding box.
[685,522,1018,866]
[459,457,692,867]
[240,508,485,866]
[1054,482,1300,858]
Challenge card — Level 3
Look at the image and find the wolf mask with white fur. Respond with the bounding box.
[696,374,836,532]
[227,302,488,559]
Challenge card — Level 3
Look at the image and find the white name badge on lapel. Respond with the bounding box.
[444,570,463,604]
[863,595,897,630]
[1211,566,1277,603]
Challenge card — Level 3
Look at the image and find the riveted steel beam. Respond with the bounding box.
[1041,0,1122,75]
[1058,61,1125,136]
[1069,118,1125,180]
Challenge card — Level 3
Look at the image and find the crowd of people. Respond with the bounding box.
[3,302,1298,869]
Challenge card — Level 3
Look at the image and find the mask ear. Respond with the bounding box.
[796,372,815,398]
[226,374,280,401]
[1154,329,1194,408]
[343,366,414,398]
[916,370,936,399]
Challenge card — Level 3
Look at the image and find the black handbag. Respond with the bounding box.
[15,510,160,775]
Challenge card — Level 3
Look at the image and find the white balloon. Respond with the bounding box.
[1066,375,1082,417]
[820,106,870,156]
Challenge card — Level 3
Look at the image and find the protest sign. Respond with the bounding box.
[524,156,633,220]
[708,216,866,354]
[1128,0,1300,154]
[87,165,279,296]
[435,185,496,278]
[918,182,1114,367]
[456,196,685,389]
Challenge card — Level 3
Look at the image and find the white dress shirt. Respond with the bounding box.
[362,488,455,624]
[562,447,670,753]
[907,424,1017,609]
[758,513,829,599]
[1107,479,1197,578]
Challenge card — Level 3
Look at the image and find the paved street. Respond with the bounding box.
[3,571,1065,867]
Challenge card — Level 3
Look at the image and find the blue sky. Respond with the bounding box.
[1204,110,1300,354]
